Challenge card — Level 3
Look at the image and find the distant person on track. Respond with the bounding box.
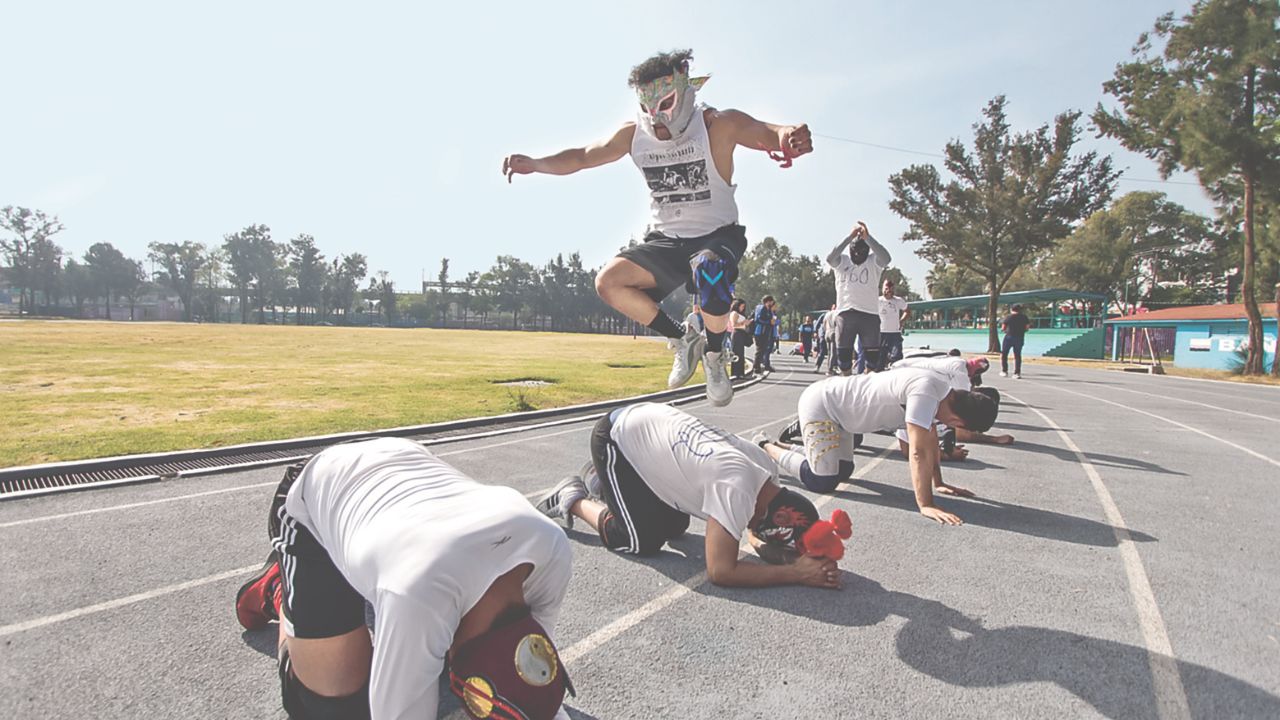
[729,298,752,379]
[877,279,910,370]
[234,438,575,720]
[502,48,812,408]
[535,403,844,589]
[752,295,778,375]
[813,304,838,375]
[755,369,997,525]
[798,315,815,362]
[828,221,890,375]
[1000,304,1030,379]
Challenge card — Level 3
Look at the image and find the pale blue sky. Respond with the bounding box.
[3,1,1209,298]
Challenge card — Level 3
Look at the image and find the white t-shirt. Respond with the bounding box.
[815,368,952,433]
[878,295,909,332]
[610,403,774,540]
[891,356,972,392]
[831,254,886,314]
[286,438,572,720]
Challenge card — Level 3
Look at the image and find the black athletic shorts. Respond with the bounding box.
[590,410,691,556]
[617,224,748,302]
[269,458,367,640]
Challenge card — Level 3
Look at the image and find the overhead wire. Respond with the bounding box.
[811,131,1203,187]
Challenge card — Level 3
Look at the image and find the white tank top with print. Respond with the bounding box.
[630,106,738,238]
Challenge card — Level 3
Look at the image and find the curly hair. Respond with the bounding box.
[628,49,693,87]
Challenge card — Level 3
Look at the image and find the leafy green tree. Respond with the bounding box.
[83,242,131,319]
[221,224,275,323]
[1093,0,1279,373]
[327,253,367,323]
[1047,192,1213,309]
[288,234,325,325]
[62,259,93,317]
[925,264,986,299]
[118,258,147,321]
[148,241,208,321]
[437,258,451,328]
[483,255,535,329]
[0,206,63,313]
[890,95,1119,350]
[30,236,64,310]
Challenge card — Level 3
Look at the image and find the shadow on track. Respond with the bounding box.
[825,479,1157,547]
[1012,439,1186,477]
[695,574,1280,720]
[895,609,1280,720]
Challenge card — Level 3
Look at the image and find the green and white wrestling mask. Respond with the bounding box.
[636,71,708,141]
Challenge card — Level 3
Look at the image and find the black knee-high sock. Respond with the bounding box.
[705,329,726,354]
[647,311,685,340]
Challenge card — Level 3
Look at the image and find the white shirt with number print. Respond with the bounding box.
[878,295,909,333]
[832,254,886,314]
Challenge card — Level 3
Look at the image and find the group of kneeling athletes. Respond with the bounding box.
[233,353,1005,719]
[229,46,1021,720]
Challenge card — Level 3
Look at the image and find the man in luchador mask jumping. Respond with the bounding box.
[502,49,812,407]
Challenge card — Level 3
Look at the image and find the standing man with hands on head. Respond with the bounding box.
[828,221,891,375]
[501,48,812,407]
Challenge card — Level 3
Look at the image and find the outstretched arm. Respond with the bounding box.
[704,518,838,589]
[503,123,635,183]
[906,422,962,525]
[714,109,812,158]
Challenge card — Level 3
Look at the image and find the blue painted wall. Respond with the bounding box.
[1174,319,1278,370]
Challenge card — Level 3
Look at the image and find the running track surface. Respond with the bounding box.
[3,357,1279,719]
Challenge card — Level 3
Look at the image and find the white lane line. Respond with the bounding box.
[559,444,893,665]
[2,426,601,530]
[0,482,278,529]
[1042,384,1280,470]
[0,564,260,638]
[1007,393,1191,720]
[1097,384,1280,423]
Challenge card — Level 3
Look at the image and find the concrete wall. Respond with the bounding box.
[1173,319,1277,370]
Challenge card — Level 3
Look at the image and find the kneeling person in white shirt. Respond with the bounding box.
[759,369,997,525]
[537,403,841,589]
[233,438,575,720]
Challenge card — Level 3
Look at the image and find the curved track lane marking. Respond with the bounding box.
[1085,384,1280,423]
[1039,384,1280,469]
[560,443,892,666]
[1006,392,1191,720]
[3,372,792,528]
[0,564,261,638]
[0,374,814,634]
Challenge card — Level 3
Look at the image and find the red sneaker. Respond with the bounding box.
[235,554,281,630]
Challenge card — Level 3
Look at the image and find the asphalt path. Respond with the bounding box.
[2,356,1279,719]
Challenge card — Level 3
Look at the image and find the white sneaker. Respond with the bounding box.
[750,431,771,449]
[580,460,603,499]
[999,371,1008,377]
[703,351,733,407]
[667,326,706,389]
[1014,373,1022,380]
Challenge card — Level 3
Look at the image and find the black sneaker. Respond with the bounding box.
[534,476,588,530]
[779,419,802,445]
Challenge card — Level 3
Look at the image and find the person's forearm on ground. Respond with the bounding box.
[909,443,938,512]
[706,555,809,588]
[865,233,891,266]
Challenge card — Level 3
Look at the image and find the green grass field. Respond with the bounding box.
[1,321,675,466]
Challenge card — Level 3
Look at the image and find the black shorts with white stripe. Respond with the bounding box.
[268,461,366,640]
[590,413,690,556]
